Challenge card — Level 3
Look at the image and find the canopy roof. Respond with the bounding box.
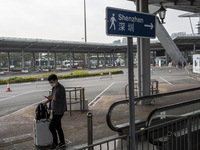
[0,36,199,53]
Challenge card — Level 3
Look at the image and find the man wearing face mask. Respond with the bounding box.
[43,74,67,149]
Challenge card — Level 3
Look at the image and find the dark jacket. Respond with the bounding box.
[50,82,67,115]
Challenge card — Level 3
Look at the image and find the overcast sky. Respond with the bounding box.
[0,0,198,43]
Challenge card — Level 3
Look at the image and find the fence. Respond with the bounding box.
[77,93,200,150]
[125,79,159,99]
[77,111,200,150]
[76,135,129,150]
[65,87,86,116]
[49,87,86,116]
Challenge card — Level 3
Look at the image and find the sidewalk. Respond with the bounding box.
[1,83,200,150]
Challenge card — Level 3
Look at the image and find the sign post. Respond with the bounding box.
[106,7,156,38]
[106,7,156,150]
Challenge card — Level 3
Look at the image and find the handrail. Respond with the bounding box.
[106,99,129,132]
[107,86,200,132]
[145,98,200,127]
[135,86,200,103]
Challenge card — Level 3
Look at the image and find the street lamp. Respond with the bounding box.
[158,5,167,24]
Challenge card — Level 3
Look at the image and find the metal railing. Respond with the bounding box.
[75,87,200,150]
[125,79,159,99]
[144,98,200,150]
[77,99,200,150]
[77,112,200,150]
[76,135,129,150]
[49,87,86,116]
[65,87,86,116]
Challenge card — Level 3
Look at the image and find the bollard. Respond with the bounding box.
[87,112,93,150]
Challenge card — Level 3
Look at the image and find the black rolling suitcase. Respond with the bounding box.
[33,103,53,147]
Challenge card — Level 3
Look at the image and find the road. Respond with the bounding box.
[0,67,199,117]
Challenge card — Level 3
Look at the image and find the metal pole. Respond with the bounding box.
[87,112,93,150]
[136,0,141,97]
[84,0,87,42]
[187,117,192,150]
[127,37,135,150]
[69,91,72,116]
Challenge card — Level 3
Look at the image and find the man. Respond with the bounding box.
[44,74,67,149]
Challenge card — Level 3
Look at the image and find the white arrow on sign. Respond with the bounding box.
[144,23,154,29]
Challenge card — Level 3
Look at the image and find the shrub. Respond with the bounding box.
[71,70,89,76]
[0,69,123,85]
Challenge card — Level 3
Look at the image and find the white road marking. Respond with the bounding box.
[185,76,200,81]
[159,77,173,85]
[88,82,115,106]
[0,99,46,119]
[0,90,47,102]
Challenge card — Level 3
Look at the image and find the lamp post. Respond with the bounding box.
[158,5,167,24]
[84,0,87,43]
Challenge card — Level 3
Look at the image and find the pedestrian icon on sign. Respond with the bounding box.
[109,13,117,30]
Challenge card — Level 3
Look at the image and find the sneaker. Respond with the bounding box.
[56,142,66,149]
[49,143,58,150]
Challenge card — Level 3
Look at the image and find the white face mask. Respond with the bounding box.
[50,83,56,87]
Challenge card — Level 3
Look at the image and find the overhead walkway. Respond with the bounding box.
[156,18,187,64]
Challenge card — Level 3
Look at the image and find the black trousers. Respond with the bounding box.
[49,113,65,145]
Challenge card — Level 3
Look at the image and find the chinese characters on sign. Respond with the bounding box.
[106,7,156,38]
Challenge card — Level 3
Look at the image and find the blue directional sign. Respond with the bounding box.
[106,7,156,38]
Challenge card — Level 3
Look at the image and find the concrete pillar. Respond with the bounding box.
[139,0,151,104]
[7,52,10,72]
[47,51,50,67]
[125,52,128,66]
[21,50,25,70]
[97,53,99,67]
[87,52,90,68]
[72,52,74,68]
[112,52,115,66]
[193,43,196,54]
[165,52,169,66]
[103,52,106,67]
[32,52,36,71]
[152,51,156,66]
[54,53,57,68]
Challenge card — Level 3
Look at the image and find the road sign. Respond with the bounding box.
[106,7,156,38]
